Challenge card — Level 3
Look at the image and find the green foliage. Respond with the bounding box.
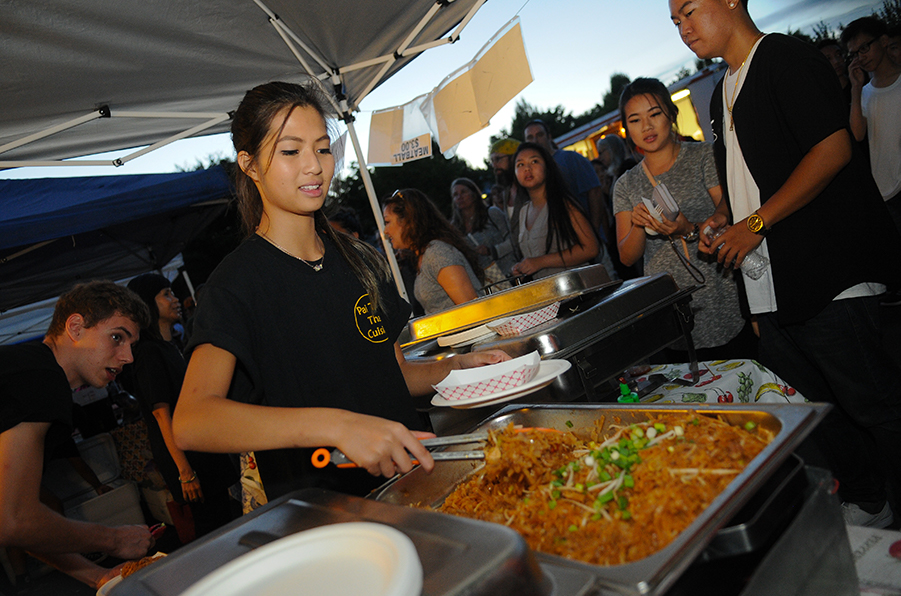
[671,67,693,86]
[487,72,631,150]
[329,141,489,238]
[787,28,814,44]
[489,98,579,144]
[874,0,901,27]
[600,73,631,114]
[811,21,838,43]
[174,151,233,173]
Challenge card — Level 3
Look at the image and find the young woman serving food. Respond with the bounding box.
[172,82,508,503]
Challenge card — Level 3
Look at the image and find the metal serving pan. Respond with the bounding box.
[403,273,691,365]
[112,488,550,596]
[470,273,693,361]
[400,264,615,346]
[375,403,830,596]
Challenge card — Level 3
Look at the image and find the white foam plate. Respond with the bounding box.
[177,522,422,596]
[431,360,571,409]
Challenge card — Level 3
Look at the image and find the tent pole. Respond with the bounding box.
[182,269,197,303]
[343,117,410,303]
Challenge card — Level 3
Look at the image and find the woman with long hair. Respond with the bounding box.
[122,273,238,537]
[613,77,753,360]
[449,177,516,279]
[383,188,484,314]
[172,82,507,505]
[510,142,600,279]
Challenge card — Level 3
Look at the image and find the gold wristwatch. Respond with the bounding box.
[746,211,767,235]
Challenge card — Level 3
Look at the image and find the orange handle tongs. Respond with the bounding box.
[310,427,560,469]
[311,431,489,469]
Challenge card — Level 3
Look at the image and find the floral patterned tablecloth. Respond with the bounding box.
[633,359,807,405]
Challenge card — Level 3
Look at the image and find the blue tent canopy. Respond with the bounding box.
[0,167,232,313]
[0,168,230,250]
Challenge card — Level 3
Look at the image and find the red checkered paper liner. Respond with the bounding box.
[434,352,541,401]
[487,302,560,337]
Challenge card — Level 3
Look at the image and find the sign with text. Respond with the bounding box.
[391,133,432,165]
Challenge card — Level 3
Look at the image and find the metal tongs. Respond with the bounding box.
[311,431,489,469]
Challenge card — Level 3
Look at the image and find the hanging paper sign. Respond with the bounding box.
[391,133,432,164]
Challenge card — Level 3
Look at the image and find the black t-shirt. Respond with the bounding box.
[187,234,417,499]
[121,337,238,502]
[711,34,901,324]
[0,342,72,457]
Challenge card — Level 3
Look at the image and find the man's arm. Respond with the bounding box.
[709,129,853,265]
[848,57,868,142]
[0,421,150,558]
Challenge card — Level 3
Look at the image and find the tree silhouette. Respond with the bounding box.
[329,141,488,238]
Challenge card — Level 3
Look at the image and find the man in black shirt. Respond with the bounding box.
[0,280,152,589]
[671,0,901,528]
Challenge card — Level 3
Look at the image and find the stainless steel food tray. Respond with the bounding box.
[375,403,830,596]
[401,264,614,346]
[111,488,550,596]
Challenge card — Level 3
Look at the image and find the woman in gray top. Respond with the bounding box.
[449,177,516,278]
[383,188,484,314]
[613,78,749,356]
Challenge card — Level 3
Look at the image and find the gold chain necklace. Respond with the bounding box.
[725,33,765,131]
[258,231,324,271]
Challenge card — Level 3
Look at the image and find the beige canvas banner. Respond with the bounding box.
[427,19,532,152]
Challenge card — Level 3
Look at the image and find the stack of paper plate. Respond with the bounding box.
[436,324,495,347]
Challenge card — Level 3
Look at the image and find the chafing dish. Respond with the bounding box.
[410,274,699,435]
[401,264,614,346]
[375,403,836,596]
[113,404,854,596]
[111,488,552,596]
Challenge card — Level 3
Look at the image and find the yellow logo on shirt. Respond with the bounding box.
[354,294,388,343]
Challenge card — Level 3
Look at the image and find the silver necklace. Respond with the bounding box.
[258,231,324,271]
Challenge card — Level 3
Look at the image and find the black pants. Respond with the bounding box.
[757,297,901,506]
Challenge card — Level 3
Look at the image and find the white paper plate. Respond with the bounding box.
[431,360,571,409]
[178,522,422,596]
[97,552,166,596]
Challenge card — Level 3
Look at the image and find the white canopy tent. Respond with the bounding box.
[2,0,497,299]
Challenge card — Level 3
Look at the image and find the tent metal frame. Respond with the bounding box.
[0,110,231,169]
[0,0,488,302]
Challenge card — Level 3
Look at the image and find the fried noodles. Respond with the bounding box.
[438,414,771,566]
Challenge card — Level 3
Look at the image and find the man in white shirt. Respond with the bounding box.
[846,17,901,221]
[670,0,901,528]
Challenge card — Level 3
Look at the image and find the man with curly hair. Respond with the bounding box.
[0,280,153,589]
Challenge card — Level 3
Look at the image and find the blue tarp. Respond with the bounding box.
[0,167,231,250]
[0,167,232,314]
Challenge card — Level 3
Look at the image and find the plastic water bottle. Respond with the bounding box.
[703,225,770,280]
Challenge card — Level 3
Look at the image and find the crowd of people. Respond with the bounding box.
[2,2,901,591]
